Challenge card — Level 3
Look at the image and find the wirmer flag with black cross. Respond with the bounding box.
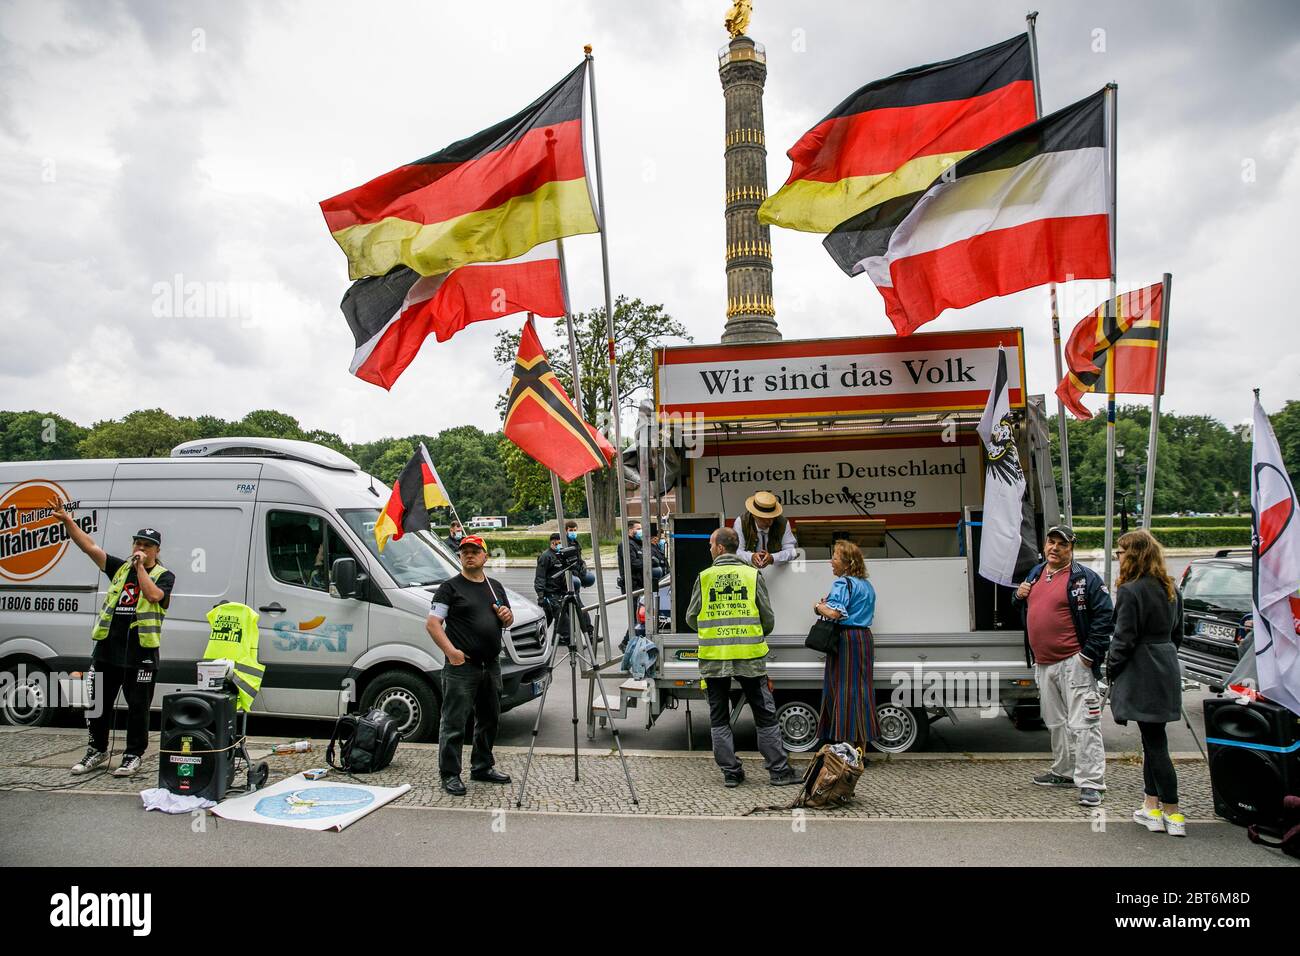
[824,88,1112,336]
[1251,395,1300,715]
[1056,282,1164,420]
[976,346,1038,586]
[375,443,452,553]
[320,62,597,280]
[503,317,615,482]
[341,242,565,390]
[759,34,1036,234]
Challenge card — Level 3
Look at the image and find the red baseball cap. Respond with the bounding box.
[458,535,487,552]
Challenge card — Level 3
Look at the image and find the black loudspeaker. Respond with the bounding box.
[158,690,238,800]
[1204,696,1300,832]
[669,514,725,633]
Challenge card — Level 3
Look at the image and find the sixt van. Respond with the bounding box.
[0,437,553,739]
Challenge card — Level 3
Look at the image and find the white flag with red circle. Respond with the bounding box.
[1252,395,1300,716]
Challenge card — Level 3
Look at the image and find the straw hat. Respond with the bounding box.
[744,490,783,520]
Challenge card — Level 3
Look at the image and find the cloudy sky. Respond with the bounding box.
[1,0,1297,445]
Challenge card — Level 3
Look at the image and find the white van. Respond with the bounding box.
[0,437,553,740]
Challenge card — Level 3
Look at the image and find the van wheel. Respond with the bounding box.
[361,671,438,743]
[775,695,822,753]
[871,704,930,753]
[0,663,55,728]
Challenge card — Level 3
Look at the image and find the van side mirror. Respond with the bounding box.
[331,557,365,599]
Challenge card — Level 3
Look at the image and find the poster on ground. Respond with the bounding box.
[212,774,410,832]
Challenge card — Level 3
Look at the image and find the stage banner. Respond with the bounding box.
[689,431,982,528]
[656,329,1024,423]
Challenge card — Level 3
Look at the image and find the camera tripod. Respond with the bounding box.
[515,588,638,807]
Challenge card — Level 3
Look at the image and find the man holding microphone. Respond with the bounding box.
[50,499,175,778]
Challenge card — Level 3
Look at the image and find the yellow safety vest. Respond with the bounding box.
[92,560,169,648]
[696,564,767,661]
[204,602,265,712]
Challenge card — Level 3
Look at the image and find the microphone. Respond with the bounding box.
[840,486,872,516]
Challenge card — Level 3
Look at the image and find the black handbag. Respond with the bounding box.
[805,578,856,654]
[805,617,840,654]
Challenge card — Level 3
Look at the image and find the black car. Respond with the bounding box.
[1178,550,1252,688]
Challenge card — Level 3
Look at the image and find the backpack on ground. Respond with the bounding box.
[326,709,400,774]
[1247,795,1300,859]
[744,743,865,815]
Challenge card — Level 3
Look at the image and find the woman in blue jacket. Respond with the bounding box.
[813,540,879,748]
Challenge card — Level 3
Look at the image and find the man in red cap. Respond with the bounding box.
[426,534,514,796]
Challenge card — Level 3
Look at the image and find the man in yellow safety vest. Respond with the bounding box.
[686,526,800,788]
[50,498,175,779]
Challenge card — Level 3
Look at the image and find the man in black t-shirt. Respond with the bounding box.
[426,534,514,795]
[50,499,176,777]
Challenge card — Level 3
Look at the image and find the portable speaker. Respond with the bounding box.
[668,514,724,633]
[1204,695,1300,832]
[158,690,238,801]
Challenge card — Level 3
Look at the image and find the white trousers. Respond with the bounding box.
[1034,653,1106,790]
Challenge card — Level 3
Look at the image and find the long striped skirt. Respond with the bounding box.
[816,626,879,747]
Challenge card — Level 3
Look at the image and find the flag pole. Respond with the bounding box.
[585,47,639,648]
[1142,273,1172,528]
[1026,11,1074,524]
[1103,83,1119,588]
[555,237,614,659]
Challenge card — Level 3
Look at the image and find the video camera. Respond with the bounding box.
[547,544,583,579]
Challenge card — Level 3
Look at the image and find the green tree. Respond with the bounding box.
[238,409,305,438]
[369,440,416,486]
[0,411,88,461]
[426,426,513,521]
[1051,405,1250,517]
[78,409,199,459]
[492,296,690,538]
[1271,400,1300,481]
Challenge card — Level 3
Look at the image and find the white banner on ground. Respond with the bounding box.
[212,774,410,831]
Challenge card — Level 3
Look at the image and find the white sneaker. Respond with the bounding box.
[71,747,108,775]
[112,755,143,777]
[1164,812,1187,837]
[1133,806,1165,832]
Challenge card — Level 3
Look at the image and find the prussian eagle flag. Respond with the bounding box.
[320,62,597,280]
[825,88,1112,336]
[977,345,1038,586]
[341,243,565,390]
[759,34,1036,234]
[1251,395,1300,715]
[375,443,452,553]
[503,317,615,482]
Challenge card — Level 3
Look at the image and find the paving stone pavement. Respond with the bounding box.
[0,727,1216,821]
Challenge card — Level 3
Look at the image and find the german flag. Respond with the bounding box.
[503,317,615,482]
[758,35,1035,235]
[320,62,598,280]
[1056,282,1165,420]
[375,443,452,552]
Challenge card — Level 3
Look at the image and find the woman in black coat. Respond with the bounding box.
[1106,529,1186,837]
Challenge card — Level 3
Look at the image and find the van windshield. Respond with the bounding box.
[340,509,460,589]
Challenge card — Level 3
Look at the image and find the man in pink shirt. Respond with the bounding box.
[1014,526,1114,807]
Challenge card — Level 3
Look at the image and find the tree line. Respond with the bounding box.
[6,400,1295,525]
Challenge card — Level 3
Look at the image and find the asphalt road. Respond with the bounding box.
[2,790,1291,868]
